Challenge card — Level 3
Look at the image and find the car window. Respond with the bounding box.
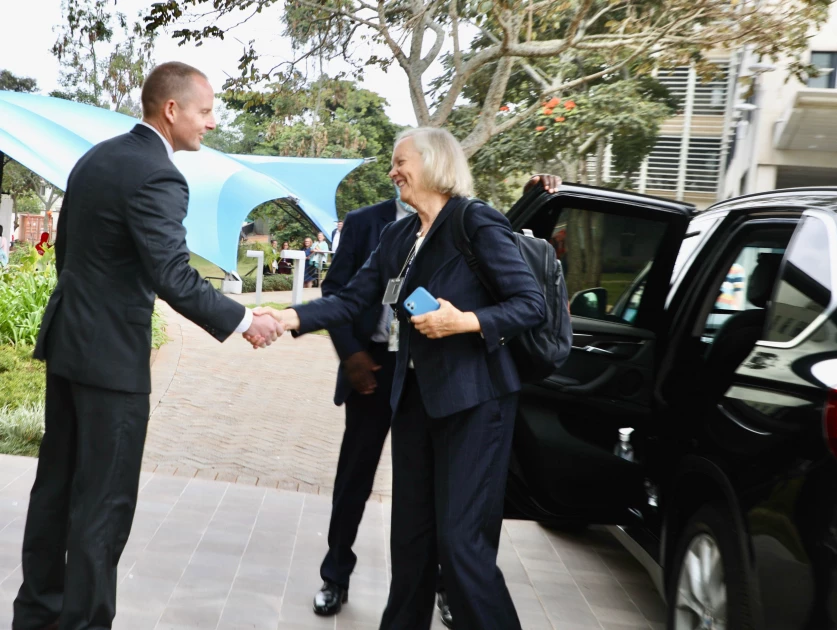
[701,245,786,342]
[764,216,834,344]
[542,207,667,325]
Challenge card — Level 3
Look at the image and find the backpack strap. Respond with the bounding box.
[453,198,501,302]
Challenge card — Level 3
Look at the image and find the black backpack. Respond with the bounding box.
[452,199,573,383]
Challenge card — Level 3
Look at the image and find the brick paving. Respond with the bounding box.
[143,296,392,499]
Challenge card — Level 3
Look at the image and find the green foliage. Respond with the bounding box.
[241,274,294,293]
[13,192,44,215]
[0,403,45,457]
[144,0,829,159]
[152,304,168,349]
[0,345,45,410]
[53,0,156,111]
[0,70,38,93]
[0,249,57,347]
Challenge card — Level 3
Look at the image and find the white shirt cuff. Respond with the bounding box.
[234,308,253,334]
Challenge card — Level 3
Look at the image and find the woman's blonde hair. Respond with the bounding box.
[395,127,474,198]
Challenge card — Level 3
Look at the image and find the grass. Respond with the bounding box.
[190,253,258,289]
[0,345,45,411]
[260,302,329,336]
[0,346,46,456]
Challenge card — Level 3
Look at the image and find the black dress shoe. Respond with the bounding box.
[313,581,348,616]
[437,591,453,628]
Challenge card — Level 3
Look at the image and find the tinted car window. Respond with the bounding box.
[764,216,833,343]
[543,207,667,325]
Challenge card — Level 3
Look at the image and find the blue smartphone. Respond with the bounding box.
[403,287,440,316]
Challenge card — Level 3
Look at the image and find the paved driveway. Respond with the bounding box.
[0,456,667,629]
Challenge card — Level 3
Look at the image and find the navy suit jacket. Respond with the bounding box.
[322,200,397,405]
[295,197,545,418]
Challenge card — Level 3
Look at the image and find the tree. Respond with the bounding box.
[207,74,401,234]
[145,0,830,157]
[53,0,156,113]
[0,70,38,93]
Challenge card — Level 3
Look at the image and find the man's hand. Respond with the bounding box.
[411,299,480,339]
[524,174,562,194]
[243,312,284,349]
[344,351,381,395]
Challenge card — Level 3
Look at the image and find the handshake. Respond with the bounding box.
[242,306,302,349]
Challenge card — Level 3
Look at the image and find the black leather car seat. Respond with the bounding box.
[703,252,784,398]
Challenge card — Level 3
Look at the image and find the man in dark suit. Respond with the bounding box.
[13,62,283,630]
[312,196,404,617]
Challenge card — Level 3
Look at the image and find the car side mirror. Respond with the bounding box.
[570,288,608,318]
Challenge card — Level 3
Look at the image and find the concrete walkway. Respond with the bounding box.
[0,455,667,630]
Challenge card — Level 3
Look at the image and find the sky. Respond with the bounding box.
[0,0,431,126]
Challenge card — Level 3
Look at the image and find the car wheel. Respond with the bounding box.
[667,503,753,630]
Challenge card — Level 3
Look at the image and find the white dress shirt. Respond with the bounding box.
[370,202,413,343]
[139,121,253,334]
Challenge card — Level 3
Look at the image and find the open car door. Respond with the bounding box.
[503,185,693,527]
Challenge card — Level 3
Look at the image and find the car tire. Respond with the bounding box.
[667,502,753,630]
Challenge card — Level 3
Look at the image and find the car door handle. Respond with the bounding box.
[578,345,614,356]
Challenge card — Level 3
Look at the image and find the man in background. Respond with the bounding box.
[13,62,282,630]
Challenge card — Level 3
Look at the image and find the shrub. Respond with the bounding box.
[0,249,57,346]
[152,304,168,349]
[241,274,294,293]
[0,402,45,457]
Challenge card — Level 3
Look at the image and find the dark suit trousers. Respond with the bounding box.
[379,372,521,630]
[321,342,395,589]
[13,373,149,630]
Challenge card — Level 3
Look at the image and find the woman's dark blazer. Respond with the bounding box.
[293,196,545,418]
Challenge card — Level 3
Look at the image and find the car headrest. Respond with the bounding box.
[747,253,784,308]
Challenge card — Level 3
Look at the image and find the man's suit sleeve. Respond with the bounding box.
[321,212,366,361]
[125,168,246,341]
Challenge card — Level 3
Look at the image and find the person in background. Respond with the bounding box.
[331,220,343,252]
[0,225,8,267]
[270,239,280,274]
[278,241,293,275]
[311,231,330,287]
[303,237,318,288]
[254,127,546,630]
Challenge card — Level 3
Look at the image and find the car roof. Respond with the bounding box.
[551,183,696,214]
[706,187,837,214]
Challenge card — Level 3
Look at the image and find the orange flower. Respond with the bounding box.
[499,105,509,111]
[554,116,565,122]
[543,107,554,116]
[564,100,576,110]
[546,97,560,108]
[535,125,547,131]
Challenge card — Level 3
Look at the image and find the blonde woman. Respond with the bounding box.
[255,127,544,629]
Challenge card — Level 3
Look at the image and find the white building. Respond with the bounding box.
[722,5,837,198]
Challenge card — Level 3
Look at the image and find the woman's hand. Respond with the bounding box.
[411,299,481,339]
[251,306,301,333]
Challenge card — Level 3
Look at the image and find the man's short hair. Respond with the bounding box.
[395,127,474,198]
[141,62,208,118]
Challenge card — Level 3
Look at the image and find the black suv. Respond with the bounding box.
[503,184,837,630]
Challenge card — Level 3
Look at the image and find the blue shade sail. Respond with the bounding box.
[0,91,363,272]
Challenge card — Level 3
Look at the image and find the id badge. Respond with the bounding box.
[382,278,403,305]
[388,318,400,352]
